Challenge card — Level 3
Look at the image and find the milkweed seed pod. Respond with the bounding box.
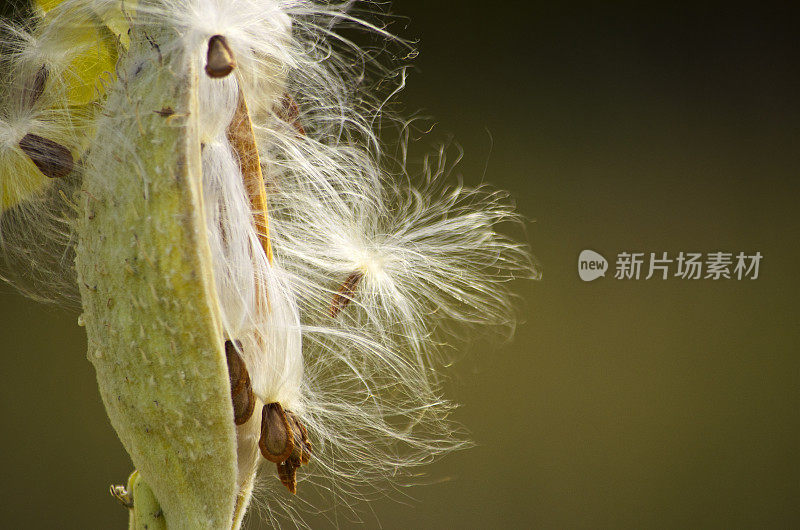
[0,0,537,527]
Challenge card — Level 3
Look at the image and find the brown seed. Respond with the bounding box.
[278,93,306,136]
[330,270,364,318]
[264,408,312,493]
[231,386,255,425]
[24,64,48,109]
[276,460,298,495]
[259,402,294,464]
[18,133,73,179]
[205,34,236,78]
[225,340,255,425]
[225,340,245,393]
[285,410,312,465]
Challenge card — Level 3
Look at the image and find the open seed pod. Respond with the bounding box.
[75,21,246,529]
[1,1,535,528]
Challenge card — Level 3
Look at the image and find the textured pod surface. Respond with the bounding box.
[74,21,238,529]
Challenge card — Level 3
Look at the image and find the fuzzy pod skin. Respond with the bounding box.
[74,20,241,529]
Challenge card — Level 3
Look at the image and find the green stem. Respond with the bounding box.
[128,472,167,530]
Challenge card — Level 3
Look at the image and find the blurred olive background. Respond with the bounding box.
[1,1,798,528]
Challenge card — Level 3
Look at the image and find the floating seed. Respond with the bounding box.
[205,35,236,78]
[225,340,255,425]
[278,93,305,136]
[23,64,48,109]
[259,402,294,464]
[330,270,364,317]
[18,133,73,179]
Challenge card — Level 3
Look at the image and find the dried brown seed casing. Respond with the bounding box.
[227,86,273,263]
